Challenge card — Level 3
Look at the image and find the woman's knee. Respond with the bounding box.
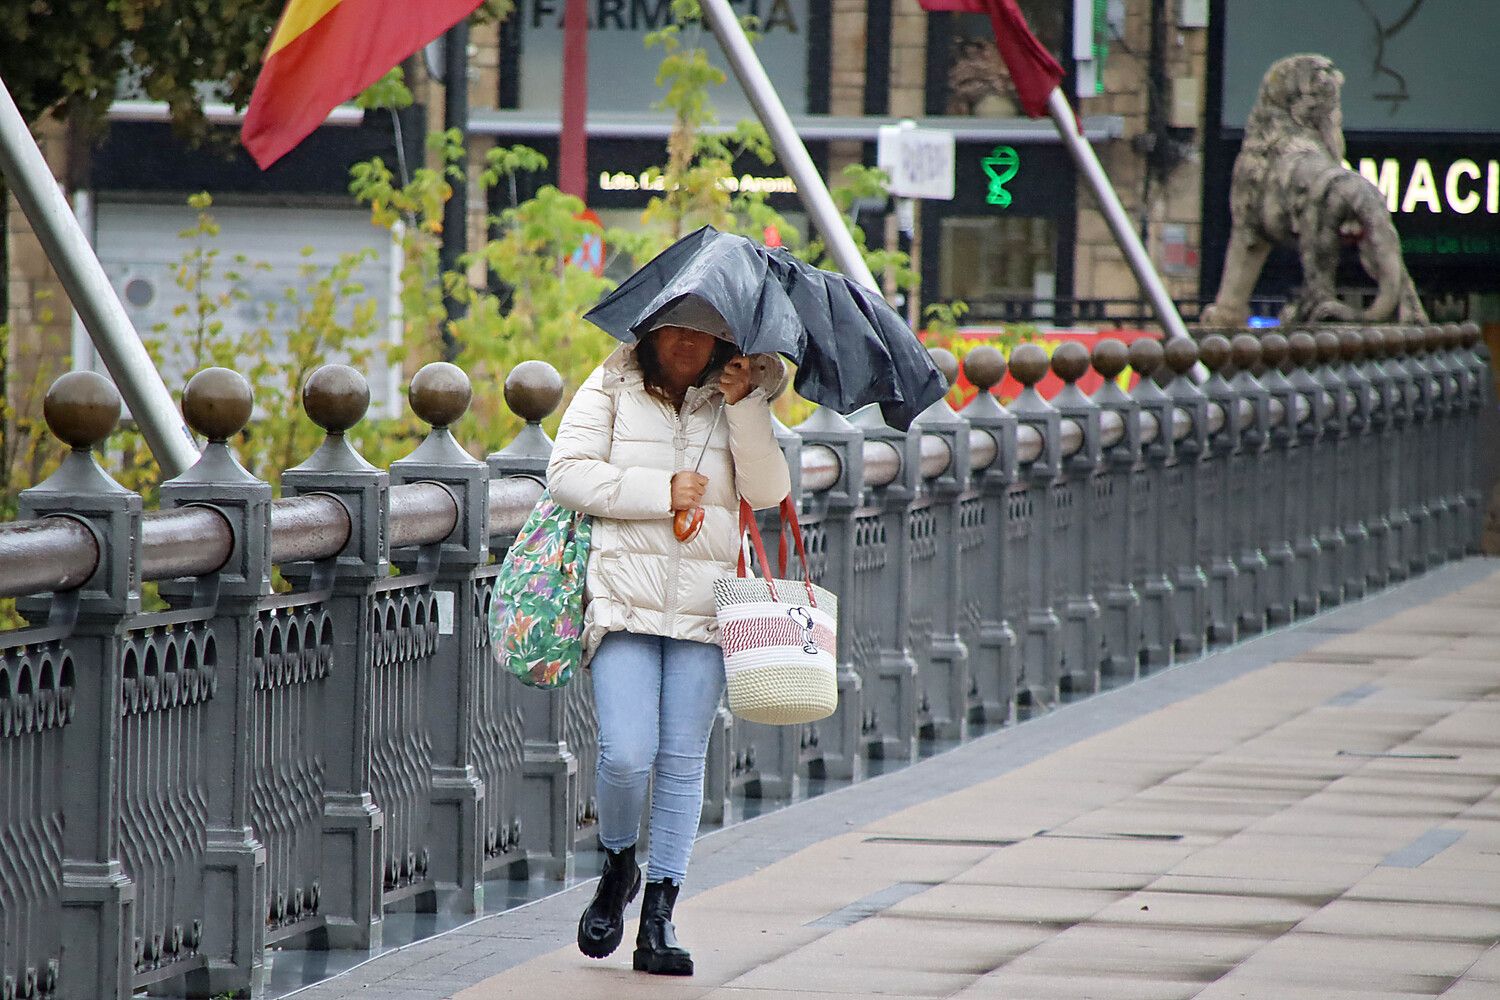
[598,737,658,782]
[652,746,707,786]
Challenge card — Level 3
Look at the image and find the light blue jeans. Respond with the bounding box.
[591,630,726,884]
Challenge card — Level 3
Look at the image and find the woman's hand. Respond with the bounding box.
[719,356,754,405]
[670,471,709,511]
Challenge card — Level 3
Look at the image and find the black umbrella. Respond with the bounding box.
[583,225,946,430]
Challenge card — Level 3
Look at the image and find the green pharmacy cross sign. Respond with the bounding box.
[982,146,1020,207]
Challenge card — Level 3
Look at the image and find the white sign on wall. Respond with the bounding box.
[876,123,956,201]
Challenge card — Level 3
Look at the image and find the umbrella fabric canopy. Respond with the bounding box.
[583,226,946,430]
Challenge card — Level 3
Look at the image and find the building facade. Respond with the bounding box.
[8,0,1499,421]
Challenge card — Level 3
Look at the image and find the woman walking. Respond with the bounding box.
[547,319,791,975]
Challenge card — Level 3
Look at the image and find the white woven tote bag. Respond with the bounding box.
[714,498,838,725]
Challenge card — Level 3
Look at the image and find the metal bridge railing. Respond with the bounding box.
[0,323,1490,999]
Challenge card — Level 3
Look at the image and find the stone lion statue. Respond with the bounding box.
[1202,54,1428,327]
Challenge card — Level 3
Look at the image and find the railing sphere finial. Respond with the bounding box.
[1008,342,1049,388]
[1091,339,1129,381]
[1361,328,1387,359]
[1338,328,1365,362]
[1459,321,1481,348]
[927,347,959,389]
[1127,337,1163,377]
[1422,324,1445,353]
[1198,334,1231,373]
[302,364,370,435]
[1050,341,1089,384]
[1288,331,1318,368]
[1230,334,1261,372]
[182,368,253,443]
[1383,326,1408,357]
[1163,337,1198,375]
[1441,323,1462,349]
[1260,333,1289,370]
[409,362,472,429]
[1314,330,1341,364]
[504,360,564,424]
[961,345,1006,393]
[43,370,121,451]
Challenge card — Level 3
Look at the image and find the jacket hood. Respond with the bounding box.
[601,342,790,404]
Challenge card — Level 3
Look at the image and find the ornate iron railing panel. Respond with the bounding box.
[118,615,214,988]
[367,581,439,905]
[250,599,332,946]
[0,636,71,1000]
[470,570,525,874]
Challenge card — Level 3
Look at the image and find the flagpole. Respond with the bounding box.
[558,0,589,199]
[699,0,881,294]
[0,75,199,477]
[1046,87,1191,342]
[439,18,470,360]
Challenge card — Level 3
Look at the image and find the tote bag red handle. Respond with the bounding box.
[737,497,818,607]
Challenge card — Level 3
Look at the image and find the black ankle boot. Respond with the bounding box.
[633,879,693,975]
[577,844,642,959]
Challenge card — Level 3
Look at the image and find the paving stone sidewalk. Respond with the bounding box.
[287,558,1500,1000]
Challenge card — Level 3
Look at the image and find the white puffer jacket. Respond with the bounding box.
[547,344,792,662]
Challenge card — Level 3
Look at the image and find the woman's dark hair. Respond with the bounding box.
[637,330,739,405]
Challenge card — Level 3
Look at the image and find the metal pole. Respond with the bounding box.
[1046,87,1191,342]
[439,19,470,359]
[699,0,880,294]
[0,75,198,477]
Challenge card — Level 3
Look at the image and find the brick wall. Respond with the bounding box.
[826,1,871,182]
[888,0,928,120]
[1071,4,1208,306]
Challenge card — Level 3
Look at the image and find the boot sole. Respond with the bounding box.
[577,870,642,959]
[632,948,694,975]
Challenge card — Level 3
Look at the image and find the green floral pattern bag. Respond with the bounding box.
[488,489,591,689]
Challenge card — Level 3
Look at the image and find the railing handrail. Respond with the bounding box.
[2,325,1486,600]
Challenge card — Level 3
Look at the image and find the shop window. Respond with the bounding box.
[939,215,1056,303]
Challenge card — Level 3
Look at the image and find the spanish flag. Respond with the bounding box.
[242,0,483,169]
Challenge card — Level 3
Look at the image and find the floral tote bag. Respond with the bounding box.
[488,489,591,689]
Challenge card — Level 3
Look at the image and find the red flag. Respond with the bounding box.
[918,0,1064,118]
[242,0,483,169]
